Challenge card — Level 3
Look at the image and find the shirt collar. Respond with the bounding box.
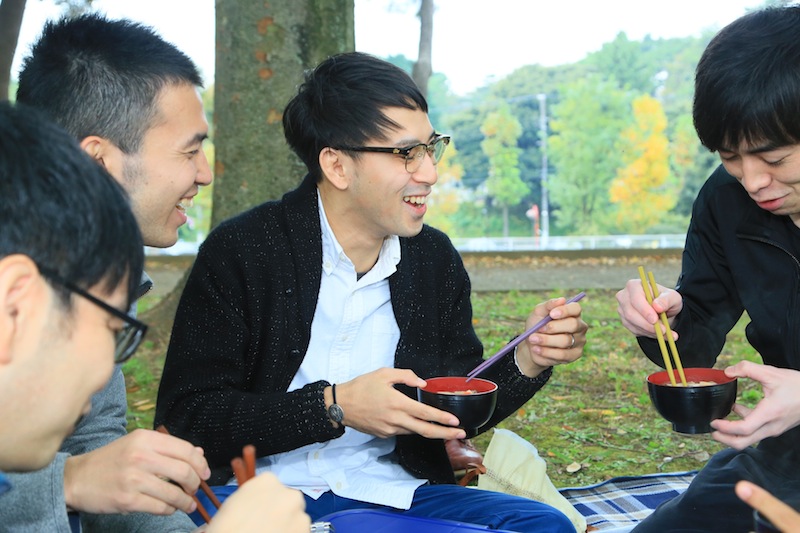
[317,190,401,279]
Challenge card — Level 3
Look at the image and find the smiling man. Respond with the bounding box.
[616,6,800,532]
[6,14,213,533]
[156,52,588,532]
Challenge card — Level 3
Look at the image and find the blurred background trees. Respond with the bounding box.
[6,0,786,239]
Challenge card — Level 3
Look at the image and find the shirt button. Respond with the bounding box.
[336,482,343,490]
[313,452,320,460]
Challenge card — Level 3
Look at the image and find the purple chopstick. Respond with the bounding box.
[465,291,586,381]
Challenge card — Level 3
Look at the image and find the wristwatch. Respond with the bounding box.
[327,383,344,425]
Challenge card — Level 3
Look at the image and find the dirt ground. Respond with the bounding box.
[145,249,684,297]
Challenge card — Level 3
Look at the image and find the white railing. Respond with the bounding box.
[450,234,686,252]
[147,234,687,256]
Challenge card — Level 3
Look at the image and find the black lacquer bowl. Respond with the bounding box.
[647,367,737,434]
[417,376,498,438]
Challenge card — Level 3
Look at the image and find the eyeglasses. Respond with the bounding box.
[37,266,148,364]
[335,134,451,173]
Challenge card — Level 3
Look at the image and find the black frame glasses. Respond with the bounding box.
[335,134,451,173]
[37,266,148,364]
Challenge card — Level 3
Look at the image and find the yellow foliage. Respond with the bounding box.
[610,95,676,232]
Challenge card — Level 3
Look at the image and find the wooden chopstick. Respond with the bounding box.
[647,271,687,386]
[155,425,222,521]
[243,444,256,480]
[639,266,686,386]
[637,267,679,386]
[231,444,257,486]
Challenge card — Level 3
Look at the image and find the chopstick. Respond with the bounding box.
[155,425,222,522]
[466,291,586,381]
[637,266,687,386]
[231,444,257,486]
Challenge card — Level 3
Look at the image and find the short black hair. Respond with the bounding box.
[0,101,144,308]
[282,52,428,181]
[693,6,800,151]
[17,13,202,154]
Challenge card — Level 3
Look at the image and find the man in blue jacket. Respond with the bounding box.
[617,6,800,531]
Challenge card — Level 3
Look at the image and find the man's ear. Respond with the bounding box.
[79,136,124,183]
[319,147,350,191]
[0,255,42,365]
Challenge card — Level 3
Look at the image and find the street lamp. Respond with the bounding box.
[537,93,549,241]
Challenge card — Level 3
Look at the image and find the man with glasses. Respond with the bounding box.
[156,52,587,531]
[0,100,146,491]
[6,14,214,532]
[0,101,311,533]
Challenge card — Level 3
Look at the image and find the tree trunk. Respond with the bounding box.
[211,0,354,227]
[502,205,509,237]
[0,0,27,101]
[411,0,433,98]
[142,0,354,338]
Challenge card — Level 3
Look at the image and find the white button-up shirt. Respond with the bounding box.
[248,192,426,509]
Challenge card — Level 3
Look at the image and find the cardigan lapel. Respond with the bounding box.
[282,174,324,334]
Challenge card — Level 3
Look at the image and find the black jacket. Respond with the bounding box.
[156,175,551,484]
[639,164,800,463]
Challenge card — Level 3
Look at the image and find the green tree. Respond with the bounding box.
[481,103,528,236]
[669,113,717,219]
[587,32,653,93]
[425,140,463,236]
[609,95,677,232]
[548,76,632,234]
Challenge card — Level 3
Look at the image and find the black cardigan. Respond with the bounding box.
[155,175,551,483]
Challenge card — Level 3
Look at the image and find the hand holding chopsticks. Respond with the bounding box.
[155,425,222,523]
[467,291,587,380]
[637,266,687,386]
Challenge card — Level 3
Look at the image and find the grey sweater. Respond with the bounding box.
[0,276,196,532]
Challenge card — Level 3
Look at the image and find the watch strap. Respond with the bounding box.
[327,383,344,425]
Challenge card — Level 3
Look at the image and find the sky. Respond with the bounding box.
[13,0,769,96]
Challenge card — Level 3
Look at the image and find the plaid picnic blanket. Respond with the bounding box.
[558,470,697,531]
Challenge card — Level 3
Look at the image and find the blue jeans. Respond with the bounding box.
[191,483,573,533]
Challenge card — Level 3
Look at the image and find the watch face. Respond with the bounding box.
[328,403,344,423]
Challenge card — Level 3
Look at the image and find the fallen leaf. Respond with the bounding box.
[691,451,710,462]
[566,462,582,473]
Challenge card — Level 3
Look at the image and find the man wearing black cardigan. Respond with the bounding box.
[156,52,587,532]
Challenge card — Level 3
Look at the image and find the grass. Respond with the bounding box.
[124,287,762,488]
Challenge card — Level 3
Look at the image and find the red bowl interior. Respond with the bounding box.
[647,367,734,387]
[421,376,497,395]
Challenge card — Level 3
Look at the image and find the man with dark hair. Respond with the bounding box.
[156,51,587,532]
[0,101,145,477]
[0,101,312,533]
[6,14,213,532]
[617,6,800,531]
